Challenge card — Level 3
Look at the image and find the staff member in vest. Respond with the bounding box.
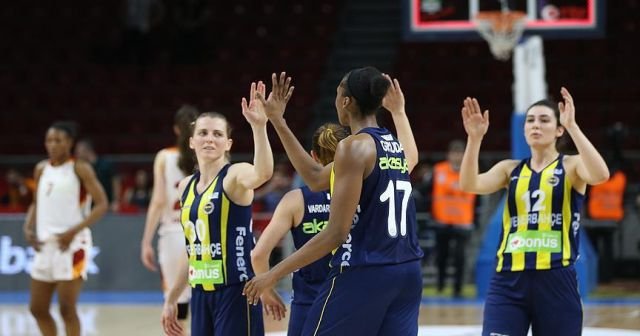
[432,139,476,298]
[161,78,291,336]
[23,121,108,336]
[585,160,626,283]
[459,88,609,336]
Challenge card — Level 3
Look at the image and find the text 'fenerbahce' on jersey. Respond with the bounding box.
[496,155,585,272]
[180,165,255,291]
[330,127,423,273]
[291,186,332,280]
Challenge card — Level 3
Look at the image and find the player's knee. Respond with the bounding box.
[29,304,50,319]
[58,303,78,320]
[177,303,189,320]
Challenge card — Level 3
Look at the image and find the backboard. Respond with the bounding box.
[404,0,605,40]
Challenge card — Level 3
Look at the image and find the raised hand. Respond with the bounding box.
[241,81,268,127]
[381,74,405,115]
[243,271,277,306]
[461,97,489,140]
[558,87,576,129]
[261,288,287,321]
[258,72,295,122]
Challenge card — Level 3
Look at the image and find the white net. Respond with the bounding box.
[474,11,527,61]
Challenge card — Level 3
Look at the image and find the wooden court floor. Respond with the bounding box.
[1,303,639,335]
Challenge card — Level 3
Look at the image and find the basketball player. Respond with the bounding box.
[244,68,423,335]
[458,88,609,336]
[23,121,108,336]
[140,105,198,330]
[250,123,350,335]
[161,77,292,336]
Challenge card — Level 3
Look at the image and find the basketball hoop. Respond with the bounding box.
[474,11,527,61]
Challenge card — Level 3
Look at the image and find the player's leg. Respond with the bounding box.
[482,272,531,336]
[376,260,422,336]
[56,277,84,336]
[287,303,311,336]
[30,240,58,336]
[530,266,582,336]
[29,278,58,336]
[159,232,191,325]
[301,266,396,336]
[213,284,264,336]
[452,228,470,297]
[436,226,451,292]
[190,288,214,336]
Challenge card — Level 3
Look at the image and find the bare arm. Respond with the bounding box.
[162,253,188,336]
[231,81,274,190]
[382,75,418,173]
[459,97,514,194]
[261,72,332,191]
[74,161,108,230]
[23,161,46,251]
[251,189,301,275]
[558,87,609,186]
[140,150,168,272]
[243,135,375,303]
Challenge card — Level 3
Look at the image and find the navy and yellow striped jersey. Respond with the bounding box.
[180,165,255,290]
[496,155,585,272]
[290,186,332,305]
[329,127,423,272]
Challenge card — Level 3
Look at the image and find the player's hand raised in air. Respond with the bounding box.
[461,97,489,140]
[382,74,405,116]
[558,87,577,130]
[241,81,268,127]
[258,72,295,122]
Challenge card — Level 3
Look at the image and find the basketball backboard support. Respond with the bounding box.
[403,0,605,40]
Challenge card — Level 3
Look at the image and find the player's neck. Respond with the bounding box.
[349,116,378,134]
[530,147,559,171]
[198,159,228,184]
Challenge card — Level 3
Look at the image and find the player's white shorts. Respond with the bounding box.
[31,229,92,282]
[158,231,191,304]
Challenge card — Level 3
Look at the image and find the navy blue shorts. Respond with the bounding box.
[288,302,311,336]
[301,259,422,336]
[483,265,582,336]
[191,284,264,336]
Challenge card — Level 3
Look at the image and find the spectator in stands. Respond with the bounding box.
[433,140,476,298]
[123,169,152,209]
[411,159,434,213]
[1,168,35,211]
[75,139,121,212]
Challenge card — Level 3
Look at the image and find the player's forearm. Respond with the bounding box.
[74,201,107,233]
[270,228,343,281]
[141,201,164,245]
[460,137,483,192]
[251,124,274,185]
[390,111,418,172]
[23,204,36,234]
[270,118,326,189]
[167,258,189,304]
[565,124,610,184]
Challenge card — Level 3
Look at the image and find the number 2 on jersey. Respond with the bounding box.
[380,180,412,237]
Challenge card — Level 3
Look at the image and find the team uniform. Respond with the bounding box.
[288,186,332,336]
[156,148,191,307]
[180,164,263,336]
[483,155,583,336]
[31,160,92,282]
[301,127,424,336]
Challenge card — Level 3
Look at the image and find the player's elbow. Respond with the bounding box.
[250,249,268,267]
[591,169,610,185]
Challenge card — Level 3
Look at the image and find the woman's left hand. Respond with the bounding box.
[381,74,405,115]
[243,271,277,306]
[57,228,77,251]
[241,81,268,127]
[558,87,577,129]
